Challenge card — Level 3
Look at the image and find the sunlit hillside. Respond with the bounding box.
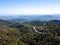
[0,17,60,45]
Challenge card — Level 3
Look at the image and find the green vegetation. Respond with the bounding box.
[0,19,60,45]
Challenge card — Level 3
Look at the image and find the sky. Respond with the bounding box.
[0,0,60,15]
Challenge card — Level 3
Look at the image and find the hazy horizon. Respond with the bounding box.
[0,14,60,16]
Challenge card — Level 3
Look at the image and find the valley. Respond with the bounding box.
[0,15,60,45]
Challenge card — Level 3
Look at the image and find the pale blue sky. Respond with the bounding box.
[0,0,60,15]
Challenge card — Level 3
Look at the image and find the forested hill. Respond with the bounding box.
[47,20,60,25]
[0,19,60,45]
[0,19,11,26]
[23,20,60,26]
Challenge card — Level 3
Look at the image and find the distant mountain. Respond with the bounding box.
[0,15,60,22]
[0,15,19,20]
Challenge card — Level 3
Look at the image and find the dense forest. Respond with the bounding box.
[0,19,60,45]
